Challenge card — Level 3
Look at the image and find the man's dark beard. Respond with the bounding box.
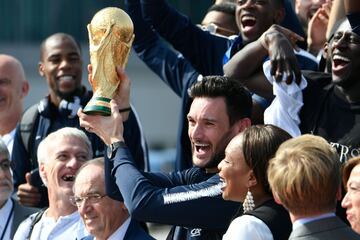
[203,151,225,169]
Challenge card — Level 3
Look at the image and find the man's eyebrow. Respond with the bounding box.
[203,117,218,123]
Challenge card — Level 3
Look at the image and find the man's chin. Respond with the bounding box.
[193,153,224,169]
[56,87,82,100]
[192,157,209,168]
[59,184,74,195]
[58,91,77,101]
[0,189,12,201]
[240,29,260,44]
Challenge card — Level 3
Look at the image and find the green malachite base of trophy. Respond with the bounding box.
[83,96,111,116]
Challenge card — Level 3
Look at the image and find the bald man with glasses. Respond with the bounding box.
[72,158,154,240]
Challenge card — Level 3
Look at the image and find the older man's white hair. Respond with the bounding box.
[37,127,93,186]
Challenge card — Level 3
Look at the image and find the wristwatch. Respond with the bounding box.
[107,141,126,159]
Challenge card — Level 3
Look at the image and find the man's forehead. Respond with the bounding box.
[44,46,80,59]
[43,38,80,58]
[189,97,228,118]
[47,139,87,156]
[74,166,104,192]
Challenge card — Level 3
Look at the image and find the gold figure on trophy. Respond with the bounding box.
[83,7,134,115]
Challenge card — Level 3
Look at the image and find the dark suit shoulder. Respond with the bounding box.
[124,219,156,240]
[14,201,39,216]
[290,216,360,240]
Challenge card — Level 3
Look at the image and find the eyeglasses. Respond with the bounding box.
[198,23,237,37]
[69,193,106,207]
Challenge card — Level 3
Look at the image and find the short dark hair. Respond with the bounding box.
[242,125,291,195]
[188,75,252,125]
[207,2,236,16]
[40,32,81,60]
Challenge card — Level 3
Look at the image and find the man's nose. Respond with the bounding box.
[190,124,204,140]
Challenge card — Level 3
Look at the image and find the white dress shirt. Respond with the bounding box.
[222,215,273,240]
[105,217,131,240]
[0,199,14,240]
[1,128,16,159]
[13,210,90,240]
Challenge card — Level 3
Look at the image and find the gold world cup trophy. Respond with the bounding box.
[83,7,134,115]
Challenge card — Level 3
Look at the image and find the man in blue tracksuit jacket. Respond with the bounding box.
[128,0,318,171]
[125,0,198,171]
[79,73,253,240]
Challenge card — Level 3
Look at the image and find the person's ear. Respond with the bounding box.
[272,191,282,205]
[235,118,251,134]
[248,170,257,188]
[323,42,329,59]
[38,62,45,77]
[39,163,47,185]
[21,81,30,99]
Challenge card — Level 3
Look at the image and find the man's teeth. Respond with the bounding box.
[219,179,227,188]
[58,76,73,81]
[62,175,75,181]
[242,16,256,21]
[195,143,209,147]
[333,55,350,62]
[195,143,210,152]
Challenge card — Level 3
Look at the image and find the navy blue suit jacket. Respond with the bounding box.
[81,219,155,240]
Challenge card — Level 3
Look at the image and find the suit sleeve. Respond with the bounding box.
[126,0,199,95]
[106,146,239,229]
[140,0,230,76]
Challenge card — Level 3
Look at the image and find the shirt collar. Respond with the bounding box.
[98,217,130,240]
[293,212,336,230]
[0,199,13,235]
[1,128,16,144]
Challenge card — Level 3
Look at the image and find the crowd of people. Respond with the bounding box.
[1,0,360,239]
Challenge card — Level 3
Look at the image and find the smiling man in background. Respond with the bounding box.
[14,127,93,240]
[0,54,29,156]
